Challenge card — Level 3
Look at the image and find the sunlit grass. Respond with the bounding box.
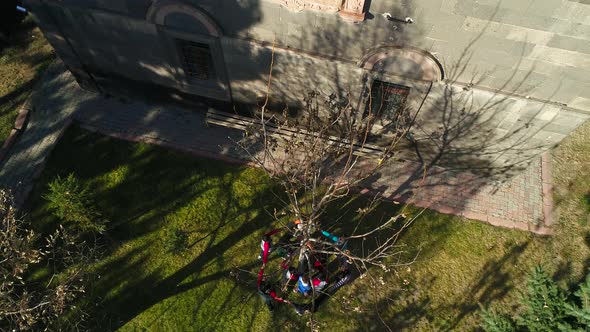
[24,121,590,331]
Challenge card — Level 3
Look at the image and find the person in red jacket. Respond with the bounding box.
[258,229,281,264]
[311,272,328,292]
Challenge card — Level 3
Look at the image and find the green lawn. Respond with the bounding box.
[24,122,590,331]
[0,17,54,143]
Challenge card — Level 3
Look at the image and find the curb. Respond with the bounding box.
[541,152,555,228]
[0,98,33,165]
[12,116,74,209]
[76,122,257,168]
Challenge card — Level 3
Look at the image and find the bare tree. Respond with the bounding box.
[235,46,425,321]
[0,190,100,331]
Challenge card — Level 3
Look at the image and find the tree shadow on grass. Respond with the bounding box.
[25,127,215,240]
[22,124,289,330]
[438,241,530,331]
[80,242,161,329]
[583,192,590,214]
[360,275,434,331]
[28,125,252,242]
[87,201,278,331]
[83,170,283,330]
[343,240,530,331]
[313,192,532,331]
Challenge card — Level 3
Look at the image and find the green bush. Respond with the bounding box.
[164,228,189,255]
[480,266,590,331]
[479,307,516,332]
[44,173,105,233]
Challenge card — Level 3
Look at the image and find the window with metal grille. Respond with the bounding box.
[366,80,410,122]
[176,39,215,80]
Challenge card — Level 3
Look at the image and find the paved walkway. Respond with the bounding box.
[0,61,553,234]
[0,62,94,204]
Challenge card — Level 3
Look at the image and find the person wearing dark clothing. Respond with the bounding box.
[297,249,327,275]
[281,266,299,291]
[258,282,290,312]
[297,251,309,275]
[291,292,329,316]
[338,252,351,271]
[328,268,352,292]
[277,219,303,256]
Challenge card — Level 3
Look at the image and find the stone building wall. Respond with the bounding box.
[24,0,590,177]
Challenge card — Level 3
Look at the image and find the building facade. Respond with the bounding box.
[26,0,590,176]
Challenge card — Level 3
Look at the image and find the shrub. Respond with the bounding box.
[164,228,189,255]
[1,189,99,331]
[44,173,105,233]
[479,307,516,332]
[480,266,590,331]
[516,266,569,330]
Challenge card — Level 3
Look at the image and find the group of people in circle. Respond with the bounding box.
[256,220,352,315]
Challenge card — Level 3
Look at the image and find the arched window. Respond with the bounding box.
[359,47,443,127]
[360,47,444,82]
[146,1,222,37]
[145,0,230,101]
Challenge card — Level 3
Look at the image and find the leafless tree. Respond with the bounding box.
[235,46,425,321]
[0,190,100,331]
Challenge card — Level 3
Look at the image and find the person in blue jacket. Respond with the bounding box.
[293,275,313,297]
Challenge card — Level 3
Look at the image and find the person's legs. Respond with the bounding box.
[290,302,306,316]
[258,289,275,312]
[310,293,329,312]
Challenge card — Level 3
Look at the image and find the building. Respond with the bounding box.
[26,0,590,176]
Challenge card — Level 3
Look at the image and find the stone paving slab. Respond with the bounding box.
[0,61,90,205]
[0,62,552,234]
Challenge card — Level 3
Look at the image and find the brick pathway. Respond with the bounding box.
[372,156,551,234]
[0,61,553,234]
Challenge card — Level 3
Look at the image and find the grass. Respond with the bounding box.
[0,17,54,143]
[24,120,590,331]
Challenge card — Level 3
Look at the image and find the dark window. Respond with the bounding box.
[366,80,410,122]
[176,39,215,80]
